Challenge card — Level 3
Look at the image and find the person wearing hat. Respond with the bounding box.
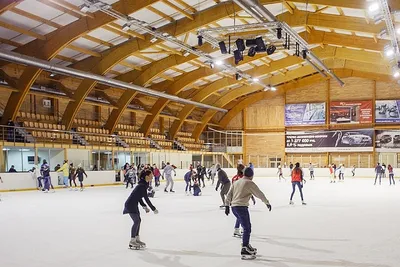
[225,167,272,260]
[215,163,231,208]
[290,162,307,205]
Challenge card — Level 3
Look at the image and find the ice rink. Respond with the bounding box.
[1,177,399,267]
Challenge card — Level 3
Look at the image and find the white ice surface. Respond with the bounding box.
[0,177,399,267]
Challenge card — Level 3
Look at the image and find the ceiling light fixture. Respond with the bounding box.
[253,78,259,82]
[368,2,380,13]
[215,60,223,66]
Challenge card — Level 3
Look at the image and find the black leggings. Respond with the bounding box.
[290,181,304,201]
[69,177,77,187]
[389,174,395,185]
[126,180,134,188]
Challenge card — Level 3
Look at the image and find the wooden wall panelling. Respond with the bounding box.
[376,80,400,99]
[245,133,285,160]
[226,111,243,130]
[286,153,328,168]
[245,96,285,129]
[285,81,328,103]
[330,77,374,101]
[329,152,373,168]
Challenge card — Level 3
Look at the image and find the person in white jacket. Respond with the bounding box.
[30,166,42,190]
[162,162,176,193]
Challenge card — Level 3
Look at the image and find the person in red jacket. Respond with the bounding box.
[289,162,306,205]
[388,164,395,185]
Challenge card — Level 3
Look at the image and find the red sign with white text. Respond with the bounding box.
[330,101,373,124]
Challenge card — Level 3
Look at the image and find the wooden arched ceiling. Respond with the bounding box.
[0,0,398,138]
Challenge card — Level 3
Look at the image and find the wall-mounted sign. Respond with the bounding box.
[376,130,400,152]
[285,103,326,126]
[330,101,372,124]
[375,100,400,123]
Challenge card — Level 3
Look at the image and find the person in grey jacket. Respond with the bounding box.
[162,162,176,193]
[374,163,383,185]
[215,163,231,208]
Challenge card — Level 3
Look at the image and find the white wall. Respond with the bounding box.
[67,149,90,169]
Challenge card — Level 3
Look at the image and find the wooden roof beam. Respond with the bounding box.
[160,0,194,20]
[0,21,46,40]
[67,44,101,57]
[147,6,174,22]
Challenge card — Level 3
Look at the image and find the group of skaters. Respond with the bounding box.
[30,159,87,193]
[374,162,395,185]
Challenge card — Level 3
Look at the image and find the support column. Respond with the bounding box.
[64,148,68,160]
[34,147,38,165]
[326,79,330,130]
[0,144,4,172]
[159,117,165,134]
[201,153,204,165]
[112,149,115,170]
[242,109,247,164]
[372,80,377,165]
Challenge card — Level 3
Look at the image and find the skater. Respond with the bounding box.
[289,162,293,171]
[125,166,136,189]
[388,164,395,185]
[289,162,306,205]
[30,166,42,190]
[198,165,206,188]
[184,170,194,194]
[41,159,54,193]
[190,178,202,196]
[277,165,285,181]
[382,163,387,178]
[123,170,158,249]
[162,162,176,193]
[75,164,87,191]
[329,165,335,183]
[248,162,254,172]
[69,163,77,190]
[332,163,337,180]
[57,160,69,188]
[231,164,256,238]
[351,165,356,177]
[152,164,161,187]
[215,163,231,208]
[339,164,345,181]
[309,163,315,180]
[374,163,383,185]
[225,167,272,260]
[209,164,217,185]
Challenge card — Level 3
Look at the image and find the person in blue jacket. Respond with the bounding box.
[123,170,158,249]
[184,170,195,194]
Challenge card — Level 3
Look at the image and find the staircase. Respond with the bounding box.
[71,130,88,146]
[147,137,161,150]
[115,135,129,148]
[173,140,186,151]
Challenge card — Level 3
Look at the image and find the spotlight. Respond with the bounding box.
[162,32,170,37]
[183,51,190,57]
[266,45,276,55]
[79,4,90,13]
[49,73,56,78]
[218,41,228,54]
[233,50,243,65]
[236,39,246,52]
[235,73,242,81]
[150,37,158,43]
[277,28,282,39]
[248,46,256,57]
[215,60,223,66]
[253,78,259,82]
[210,62,215,69]
[198,35,203,46]
[385,48,395,57]
[368,2,380,13]
[270,86,277,91]
[122,23,131,31]
[255,37,266,51]
[245,39,257,47]
[302,49,307,59]
[394,71,400,78]
[378,28,387,38]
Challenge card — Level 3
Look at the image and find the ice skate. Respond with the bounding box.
[233,228,242,238]
[128,237,142,250]
[241,245,256,260]
[170,189,175,193]
[289,200,294,205]
[164,189,168,193]
[302,201,307,205]
[219,205,225,209]
[80,188,84,191]
[44,189,49,193]
[136,236,146,248]
[248,244,257,254]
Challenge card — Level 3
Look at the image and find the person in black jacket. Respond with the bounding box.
[123,170,158,249]
[215,163,231,208]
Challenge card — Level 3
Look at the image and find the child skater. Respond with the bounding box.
[123,170,158,249]
[125,166,135,189]
[75,164,87,191]
[290,162,307,205]
[277,164,286,182]
[190,178,202,196]
[225,167,272,260]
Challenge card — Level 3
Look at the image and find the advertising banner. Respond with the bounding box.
[285,103,326,126]
[376,130,400,152]
[375,100,400,123]
[285,129,374,152]
[330,101,372,124]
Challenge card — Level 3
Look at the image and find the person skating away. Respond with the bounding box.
[152,164,161,187]
[123,170,158,249]
[329,165,335,183]
[75,164,87,191]
[231,164,256,238]
[162,162,176,193]
[289,162,307,205]
[277,165,286,182]
[339,164,345,181]
[215,163,231,208]
[57,160,69,188]
[351,165,356,177]
[125,166,135,189]
[374,163,383,185]
[225,167,272,260]
[388,164,395,185]
[69,163,77,190]
[309,163,315,180]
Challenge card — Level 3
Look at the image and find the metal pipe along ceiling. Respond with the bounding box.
[0,49,228,113]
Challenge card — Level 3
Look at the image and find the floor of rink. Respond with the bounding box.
[0,177,399,267]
